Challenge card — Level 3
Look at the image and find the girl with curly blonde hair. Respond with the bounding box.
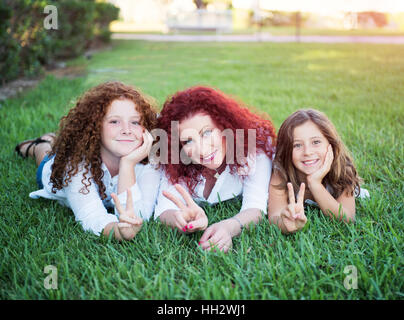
[15,81,161,241]
[268,109,369,234]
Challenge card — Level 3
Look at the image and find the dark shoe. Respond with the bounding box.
[15,133,56,158]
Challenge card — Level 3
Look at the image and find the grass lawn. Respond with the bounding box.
[0,40,403,300]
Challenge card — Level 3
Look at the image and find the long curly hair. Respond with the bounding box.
[49,81,158,200]
[157,85,277,196]
[273,109,362,198]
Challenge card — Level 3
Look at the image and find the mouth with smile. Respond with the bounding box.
[301,159,320,167]
[200,150,217,164]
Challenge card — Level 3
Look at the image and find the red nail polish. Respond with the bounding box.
[189,224,193,229]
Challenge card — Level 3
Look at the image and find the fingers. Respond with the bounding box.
[145,130,154,144]
[174,184,195,207]
[199,225,215,244]
[125,188,134,213]
[287,183,295,205]
[117,222,132,228]
[280,206,295,220]
[326,144,334,166]
[297,183,305,207]
[111,193,124,214]
[119,215,143,226]
[142,131,153,150]
[174,211,188,232]
[200,235,232,253]
[186,215,208,232]
[162,190,186,210]
[296,212,307,222]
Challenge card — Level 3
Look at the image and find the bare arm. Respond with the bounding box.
[306,145,355,222]
[308,182,355,222]
[268,171,290,233]
[117,131,153,194]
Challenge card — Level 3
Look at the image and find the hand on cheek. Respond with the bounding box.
[307,144,334,186]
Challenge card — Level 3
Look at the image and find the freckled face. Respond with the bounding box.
[100,99,144,162]
[292,120,330,176]
[179,113,226,170]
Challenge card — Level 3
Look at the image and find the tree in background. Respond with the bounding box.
[0,0,119,85]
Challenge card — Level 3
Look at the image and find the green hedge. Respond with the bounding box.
[0,0,119,84]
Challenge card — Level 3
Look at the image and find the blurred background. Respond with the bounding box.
[2,0,404,86]
[109,0,404,34]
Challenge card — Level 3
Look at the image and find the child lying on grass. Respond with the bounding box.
[268,109,369,233]
[15,81,161,241]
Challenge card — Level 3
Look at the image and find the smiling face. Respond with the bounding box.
[179,113,226,170]
[100,99,144,163]
[292,120,330,176]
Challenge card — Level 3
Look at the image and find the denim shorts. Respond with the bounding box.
[36,154,53,189]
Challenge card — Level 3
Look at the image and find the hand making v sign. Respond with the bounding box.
[162,184,208,233]
[280,182,307,233]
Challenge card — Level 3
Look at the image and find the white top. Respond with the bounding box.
[154,152,272,219]
[29,157,161,236]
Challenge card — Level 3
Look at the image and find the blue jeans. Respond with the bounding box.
[36,154,52,189]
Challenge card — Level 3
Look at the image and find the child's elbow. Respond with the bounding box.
[344,211,356,224]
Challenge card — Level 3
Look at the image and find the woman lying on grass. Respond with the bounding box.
[154,86,276,252]
[268,109,369,234]
[15,81,161,241]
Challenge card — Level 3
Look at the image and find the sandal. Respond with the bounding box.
[15,133,56,159]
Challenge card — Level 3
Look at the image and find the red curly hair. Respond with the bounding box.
[157,86,276,196]
[49,81,157,200]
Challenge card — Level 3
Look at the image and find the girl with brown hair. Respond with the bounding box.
[15,81,160,241]
[268,109,369,234]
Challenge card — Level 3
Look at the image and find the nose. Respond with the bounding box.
[303,143,314,156]
[120,122,132,135]
[200,138,214,158]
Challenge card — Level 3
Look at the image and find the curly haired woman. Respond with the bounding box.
[154,86,276,252]
[15,81,161,241]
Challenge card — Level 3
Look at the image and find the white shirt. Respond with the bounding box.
[29,157,161,236]
[154,152,272,219]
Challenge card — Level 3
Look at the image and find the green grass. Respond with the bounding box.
[1,40,403,299]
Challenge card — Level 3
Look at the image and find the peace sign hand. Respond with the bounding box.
[111,189,143,240]
[280,182,307,233]
[162,184,208,233]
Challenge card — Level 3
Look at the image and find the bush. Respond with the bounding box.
[94,2,120,43]
[0,0,119,84]
[0,3,21,83]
